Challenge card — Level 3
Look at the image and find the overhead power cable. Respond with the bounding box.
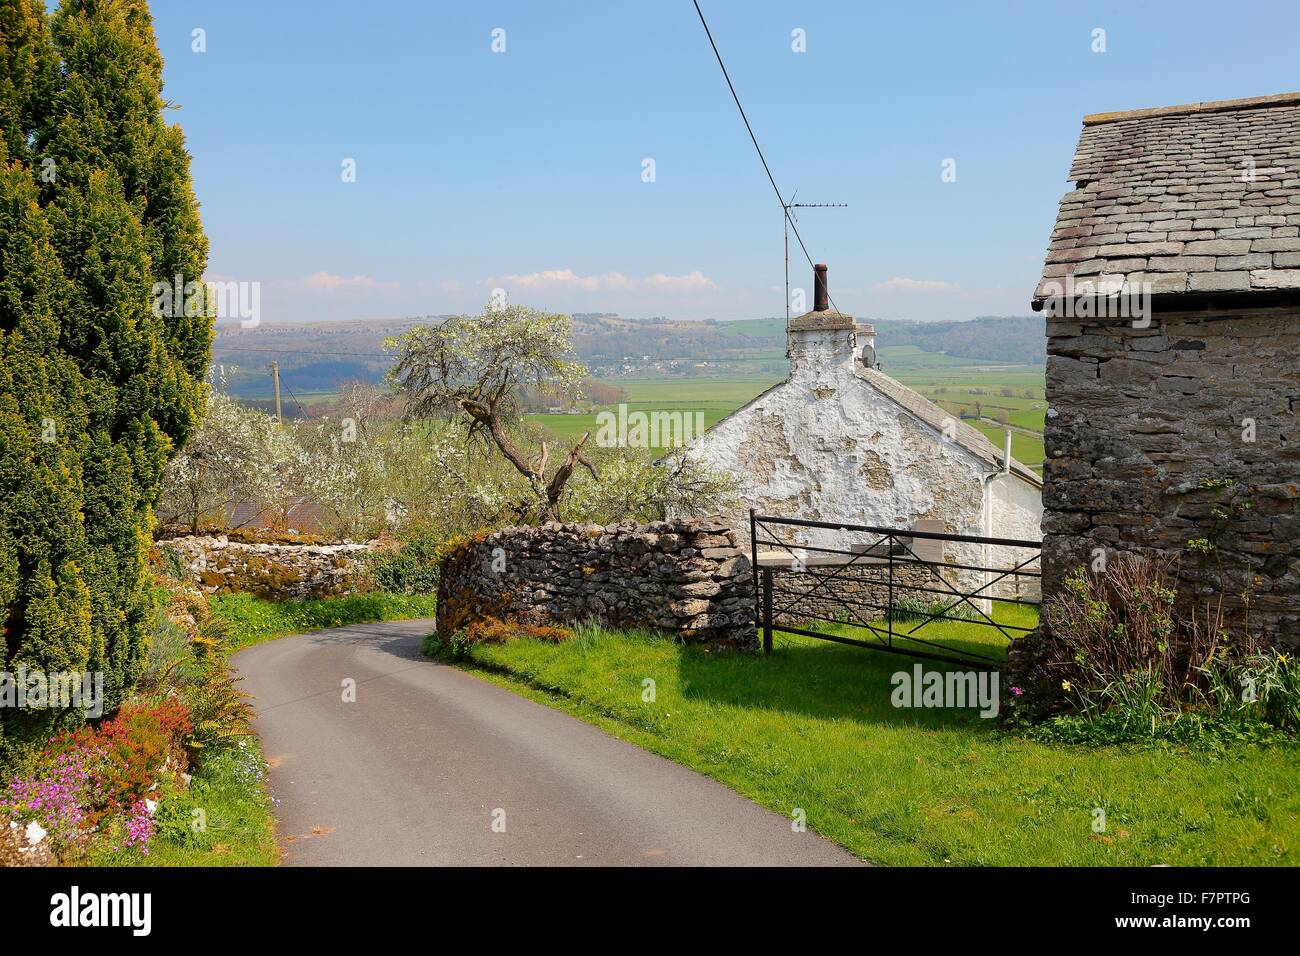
[691,0,846,316]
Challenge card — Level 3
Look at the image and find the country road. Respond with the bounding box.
[233,619,862,866]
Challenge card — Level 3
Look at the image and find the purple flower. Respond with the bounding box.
[121,800,154,854]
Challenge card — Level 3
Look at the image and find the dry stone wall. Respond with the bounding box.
[1043,305,1300,642]
[154,535,376,599]
[764,561,933,626]
[436,518,757,649]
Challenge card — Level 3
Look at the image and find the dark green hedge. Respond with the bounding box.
[0,0,210,765]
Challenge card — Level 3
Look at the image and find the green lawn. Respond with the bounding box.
[874,345,1003,370]
[892,366,1047,393]
[212,591,437,650]
[615,377,780,405]
[449,612,1300,866]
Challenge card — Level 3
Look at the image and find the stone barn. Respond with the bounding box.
[1032,92,1300,642]
[680,265,1043,596]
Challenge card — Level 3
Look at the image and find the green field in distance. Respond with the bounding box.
[527,353,1047,471]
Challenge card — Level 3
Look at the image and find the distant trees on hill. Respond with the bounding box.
[209,313,1046,399]
[871,316,1046,365]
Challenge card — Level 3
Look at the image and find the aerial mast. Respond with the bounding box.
[782,197,848,327]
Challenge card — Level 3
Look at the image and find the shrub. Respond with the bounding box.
[1043,557,1216,709]
[1198,647,1300,734]
[51,701,191,817]
[1022,555,1298,743]
[139,580,255,760]
[432,616,574,659]
[367,535,442,594]
[562,449,738,524]
[4,699,192,858]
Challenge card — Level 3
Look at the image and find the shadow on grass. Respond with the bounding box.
[673,610,1029,732]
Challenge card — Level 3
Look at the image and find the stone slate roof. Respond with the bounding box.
[1033,92,1300,305]
[854,367,1042,487]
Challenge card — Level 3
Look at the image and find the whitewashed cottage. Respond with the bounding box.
[680,265,1043,589]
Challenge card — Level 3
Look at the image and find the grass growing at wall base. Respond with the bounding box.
[441,611,1300,866]
[213,591,437,650]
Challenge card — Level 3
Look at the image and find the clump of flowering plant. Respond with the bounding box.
[3,701,191,860]
[116,800,156,855]
[5,748,102,853]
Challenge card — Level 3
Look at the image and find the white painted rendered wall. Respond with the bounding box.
[684,328,1001,556]
[986,471,1045,602]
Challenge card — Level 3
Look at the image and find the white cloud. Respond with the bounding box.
[297,271,399,293]
[491,268,717,293]
[871,276,960,293]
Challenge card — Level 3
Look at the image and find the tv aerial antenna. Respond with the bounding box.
[782,193,848,326]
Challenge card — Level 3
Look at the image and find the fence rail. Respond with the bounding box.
[749,511,1041,667]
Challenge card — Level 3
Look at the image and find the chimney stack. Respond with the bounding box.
[813,263,829,312]
[786,263,874,376]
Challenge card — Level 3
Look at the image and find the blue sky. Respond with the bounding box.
[144,0,1300,323]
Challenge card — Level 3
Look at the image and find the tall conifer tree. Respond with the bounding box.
[0,0,210,761]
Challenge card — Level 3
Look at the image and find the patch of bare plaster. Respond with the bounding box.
[761,494,807,519]
[859,450,894,490]
[812,385,836,400]
[899,414,982,525]
[800,490,818,515]
[736,412,793,483]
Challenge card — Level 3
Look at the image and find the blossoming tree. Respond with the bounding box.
[386,303,598,523]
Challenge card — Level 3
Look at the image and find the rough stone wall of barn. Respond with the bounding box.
[1043,305,1300,642]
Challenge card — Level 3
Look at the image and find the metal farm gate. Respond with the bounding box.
[749,512,1041,667]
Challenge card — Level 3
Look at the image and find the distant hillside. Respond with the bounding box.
[870,316,1047,365]
[212,313,1045,399]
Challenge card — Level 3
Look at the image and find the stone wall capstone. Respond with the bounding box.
[436,518,757,649]
[154,534,377,599]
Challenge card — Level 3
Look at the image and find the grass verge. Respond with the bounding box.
[441,613,1300,866]
[212,591,437,650]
